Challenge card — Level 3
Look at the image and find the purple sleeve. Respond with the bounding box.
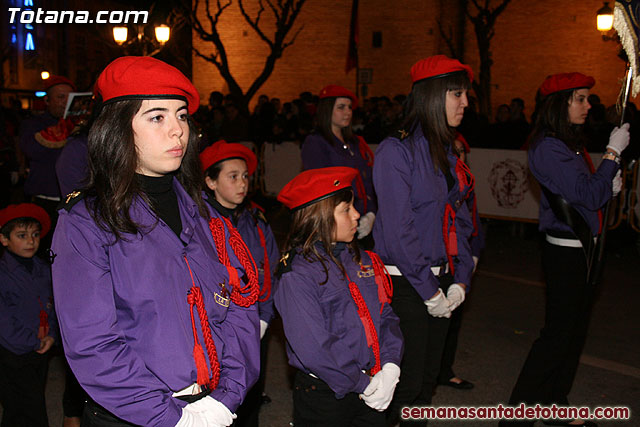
[52,210,185,427]
[378,299,404,367]
[373,142,441,300]
[451,195,474,288]
[209,299,260,412]
[274,270,371,396]
[301,134,331,170]
[0,281,41,354]
[529,138,617,211]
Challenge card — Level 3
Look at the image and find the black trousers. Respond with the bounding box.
[387,274,452,426]
[292,370,385,427]
[0,345,50,427]
[501,242,594,426]
[437,300,465,383]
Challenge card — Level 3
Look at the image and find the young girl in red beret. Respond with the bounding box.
[51,56,260,427]
[301,85,377,244]
[501,73,630,427]
[274,166,403,426]
[200,139,280,427]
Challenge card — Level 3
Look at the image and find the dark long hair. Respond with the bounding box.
[283,188,360,285]
[401,71,470,175]
[85,99,208,240]
[529,89,588,152]
[316,97,358,147]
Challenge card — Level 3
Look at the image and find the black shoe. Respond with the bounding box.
[438,378,474,390]
[542,420,597,427]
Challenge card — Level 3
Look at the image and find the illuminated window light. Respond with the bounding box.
[11,33,17,44]
[24,0,34,6]
[26,24,33,30]
[35,91,46,97]
[25,33,35,50]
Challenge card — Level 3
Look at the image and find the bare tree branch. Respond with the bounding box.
[437,19,459,59]
[238,0,273,48]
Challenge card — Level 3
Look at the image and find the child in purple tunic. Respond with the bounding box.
[275,166,403,426]
[0,203,55,427]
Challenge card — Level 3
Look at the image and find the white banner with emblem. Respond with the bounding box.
[466,148,603,223]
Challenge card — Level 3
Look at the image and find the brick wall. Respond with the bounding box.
[193,0,630,116]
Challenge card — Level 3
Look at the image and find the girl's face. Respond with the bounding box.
[332,199,360,243]
[132,99,189,177]
[205,158,249,209]
[568,88,591,125]
[445,88,468,127]
[331,97,353,131]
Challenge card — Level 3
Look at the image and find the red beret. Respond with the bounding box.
[0,203,51,238]
[411,55,473,84]
[45,75,76,91]
[539,72,595,96]
[200,140,258,175]
[319,85,358,109]
[96,56,200,114]
[278,166,358,211]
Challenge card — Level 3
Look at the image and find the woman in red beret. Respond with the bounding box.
[274,166,403,426]
[301,85,377,246]
[501,73,630,427]
[372,55,476,425]
[51,56,260,427]
[200,139,280,427]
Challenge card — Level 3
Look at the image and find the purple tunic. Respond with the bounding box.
[19,112,63,198]
[529,136,618,235]
[56,134,88,197]
[0,251,58,355]
[51,179,260,426]
[468,192,485,258]
[302,133,377,214]
[372,128,474,301]
[274,246,403,398]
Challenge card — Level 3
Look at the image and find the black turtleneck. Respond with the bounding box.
[207,196,239,226]
[136,173,182,238]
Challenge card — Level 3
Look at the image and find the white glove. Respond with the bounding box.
[259,320,269,340]
[472,256,479,274]
[361,363,400,411]
[606,123,630,155]
[446,283,465,311]
[357,212,375,239]
[175,396,236,427]
[359,374,381,400]
[612,170,623,197]
[424,290,452,318]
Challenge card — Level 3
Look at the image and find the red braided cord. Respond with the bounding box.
[442,204,457,275]
[455,159,475,198]
[357,135,375,167]
[37,297,49,339]
[583,150,603,234]
[209,217,259,307]
[347,277,381,376]
[365,250,393,314]
[256,225,272,302]
[183,256,220,390]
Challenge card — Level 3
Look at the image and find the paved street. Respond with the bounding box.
[3,217,638,426]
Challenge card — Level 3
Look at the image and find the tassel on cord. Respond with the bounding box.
[346,273,381,375]
[443,204,457,275]
[37,297,49,340]
[365,250,393,313]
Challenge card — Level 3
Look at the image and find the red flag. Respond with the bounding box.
[346,0,359,74]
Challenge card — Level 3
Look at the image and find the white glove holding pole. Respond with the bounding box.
[472,256,479,274]
[259,320,269,340]
[424,289,452,318]
[361,363,401,411]
[357,212,376,239]
[446,283,466,311]
[175,396,236,427]
[612,170,623,197]
[606,123,630,155]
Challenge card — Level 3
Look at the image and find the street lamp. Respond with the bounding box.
[112,24,171,56]
[597,2,616,41]
[41,71,50,80]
